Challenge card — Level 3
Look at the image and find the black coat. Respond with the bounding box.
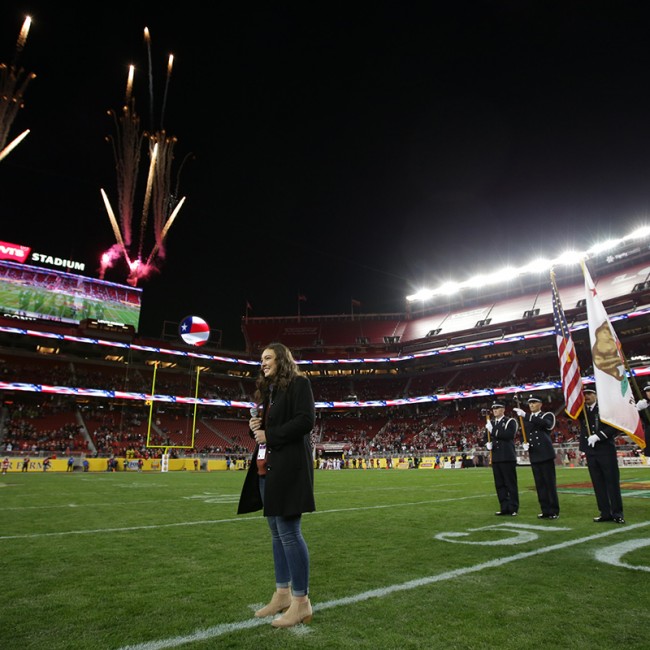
[638,402,650,456]
[486,416,518,462]
[237,375,316,517]
[579,402,618,454]
[521,411,556,463]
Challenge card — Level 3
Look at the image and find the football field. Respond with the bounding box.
[2,465,649,649]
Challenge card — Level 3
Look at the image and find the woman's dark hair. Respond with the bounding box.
[254,342,303,404]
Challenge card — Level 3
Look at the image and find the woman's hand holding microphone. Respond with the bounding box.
[249,408,267,445]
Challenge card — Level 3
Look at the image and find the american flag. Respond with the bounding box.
[551,270,585,419]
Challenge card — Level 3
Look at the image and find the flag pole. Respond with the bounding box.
[514,393,527,444]
[582,403,592,437]
[484,409,492,465]
[578,258,594,443]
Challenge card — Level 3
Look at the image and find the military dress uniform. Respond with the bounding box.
[635,384,650,459]
[519,398,559,519]
[486,401,520,516]
[579,389,624,523]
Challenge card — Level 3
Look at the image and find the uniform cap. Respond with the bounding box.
[643,385,650,392]
[527,395,542,403]
[491,401,505,409]
[583,387,596,394]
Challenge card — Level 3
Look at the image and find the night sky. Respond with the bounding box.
[2,2,650,349]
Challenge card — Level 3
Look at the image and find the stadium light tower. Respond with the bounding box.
[406,225,649,304]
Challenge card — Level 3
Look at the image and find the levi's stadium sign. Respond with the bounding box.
[0,239,85,272]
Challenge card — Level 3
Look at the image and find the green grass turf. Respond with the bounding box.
[1,465,649,649]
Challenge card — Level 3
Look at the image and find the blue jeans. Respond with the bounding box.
[259,476,310,596]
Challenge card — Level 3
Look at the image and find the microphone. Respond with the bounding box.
[250,405,266,453]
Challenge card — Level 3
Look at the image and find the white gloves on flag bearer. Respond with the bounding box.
[587,434,599,447]
[485,421,493,433]
[513,407,526,417]
[636,399,648,411]
[486,441,493,450]
[522,443,530,451]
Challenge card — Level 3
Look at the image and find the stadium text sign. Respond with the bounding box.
[30,252,85,271]
[0,239,85,271]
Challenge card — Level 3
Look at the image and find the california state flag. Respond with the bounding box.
[582,261,645,448]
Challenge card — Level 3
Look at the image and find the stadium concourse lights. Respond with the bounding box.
[406,224,650,304]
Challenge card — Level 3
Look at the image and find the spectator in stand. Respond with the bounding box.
[580,388,625,524]
[237,342,315,629]
[513,396,560,519]
[485,401,520,516]
[634,384,650,460]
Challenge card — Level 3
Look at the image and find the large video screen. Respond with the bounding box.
[0,260,142,329]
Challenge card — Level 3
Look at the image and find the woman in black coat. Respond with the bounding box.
[237,342,316,628]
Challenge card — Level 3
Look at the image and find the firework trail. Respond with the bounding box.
[0,16,35,162]
[144,27,155,130]
[160,54,173,130]
[100,27,190,286]
[137,139,158,261]
[105,67,143,249]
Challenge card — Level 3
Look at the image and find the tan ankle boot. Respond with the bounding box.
[270,596,313,628]
[254,590,291,618]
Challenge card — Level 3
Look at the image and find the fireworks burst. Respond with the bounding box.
[100,27,191,286]
[0,15,35,162]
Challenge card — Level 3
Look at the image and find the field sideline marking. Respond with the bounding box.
[0,494,488,540]
[0,498,184,512]
[117,521,650,650]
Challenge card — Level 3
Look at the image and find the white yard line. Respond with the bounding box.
[116,521,650,650]
[0,494,488,540]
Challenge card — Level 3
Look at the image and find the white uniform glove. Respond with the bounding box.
[587,434,599,447]
[486,441,493,450]
[522,442,530,451]
[485,421,493,433]
[513,407,526,417]
[636,399,648,411]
